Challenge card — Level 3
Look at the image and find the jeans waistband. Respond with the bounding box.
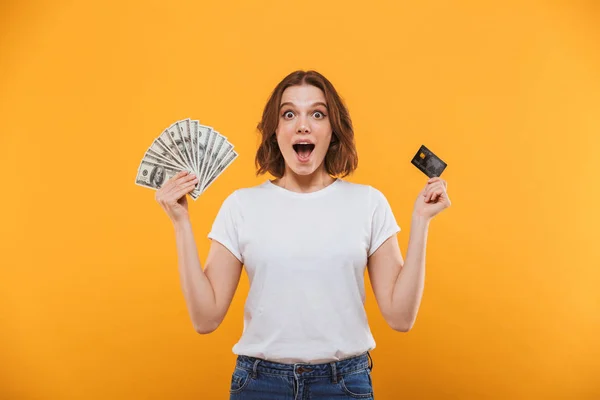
[235,351,373,378]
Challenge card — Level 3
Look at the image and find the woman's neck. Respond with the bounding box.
[272,168,336,194]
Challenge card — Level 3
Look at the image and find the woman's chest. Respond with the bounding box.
[239,202,371,270]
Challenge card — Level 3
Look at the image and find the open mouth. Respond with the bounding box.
[292,143,315,161]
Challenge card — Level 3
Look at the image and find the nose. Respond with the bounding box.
[296,120,310,134]
[295,111,311,133]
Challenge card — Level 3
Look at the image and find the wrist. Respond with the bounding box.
[173,217,192,232]
[411,212,432,226]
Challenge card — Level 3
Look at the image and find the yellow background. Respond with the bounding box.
[1,0,599,398]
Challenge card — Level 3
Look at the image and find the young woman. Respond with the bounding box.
[155,70,451,399]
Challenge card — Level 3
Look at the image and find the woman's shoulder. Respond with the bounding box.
[230,180,271,195]
[336,179,379,196]
[220,181,272,202]
[336,180,394,208]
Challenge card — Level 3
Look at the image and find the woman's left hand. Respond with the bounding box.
[412,177,451,220]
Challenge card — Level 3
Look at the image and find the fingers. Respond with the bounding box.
[156,171,199,204]
[176,170,198,184]
[424,190,433,202]
[423,182,445,202]
[423,181,442,195]
[426,190,441,203]
[172,170,190,183]
[169,170,196,184]
[421,178,450,204]
[428,177,447,189]
[166,171,197,191]
[172,173,199,194]
[157,170,188,193]
[171,180,200,200]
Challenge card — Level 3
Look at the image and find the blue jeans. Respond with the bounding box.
[229,351,375,399]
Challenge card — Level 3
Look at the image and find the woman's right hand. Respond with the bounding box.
[155,170,199,224]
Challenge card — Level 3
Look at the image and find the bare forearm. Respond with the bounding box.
[391,214,430,330]
[173,219,217,332]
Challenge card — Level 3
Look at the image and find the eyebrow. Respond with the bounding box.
[279,102,328,110]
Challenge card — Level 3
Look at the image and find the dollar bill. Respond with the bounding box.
[195,122,210,171]
[198,129,218,191]
[188,119,199,172]
[202,133,227,190]
[202,140,233,192]
[158,130,189,169]
[136,159,178,190]
[195,124,212,182]
[144,149,185,171]
[148,140,187,170]
[166,122,194,172]
[135,159,198,199]
[178,119,196,172]
[136,119,237,200]
[202,150,238,192]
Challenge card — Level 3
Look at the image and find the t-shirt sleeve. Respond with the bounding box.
[207,190,243,263]
[368,186,401,257]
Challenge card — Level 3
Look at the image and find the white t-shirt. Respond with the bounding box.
[207,178,401,364]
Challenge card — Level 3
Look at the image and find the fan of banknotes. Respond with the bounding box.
[135,118,238,200]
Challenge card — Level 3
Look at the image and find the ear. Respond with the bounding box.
[329,132,338,146]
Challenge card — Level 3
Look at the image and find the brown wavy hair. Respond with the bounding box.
[255,70,358,178]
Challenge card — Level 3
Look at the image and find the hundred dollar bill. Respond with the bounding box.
[202,150,238,193]
[135,160,199,200]
[158,130,189,169]
[137,118,236,200]
[195,123,212,185]
[202,132,227,191]
[188,119,199,173]
[136,159,177,190]
[188,120,212,198]
[143,150,186,171]
[148,139,199,193]
[148,140,187,170]
[202,140,233,192]
[166,122,194,172]
[177,119,196,172]
[198,129,218,192]
[193,121,210,174]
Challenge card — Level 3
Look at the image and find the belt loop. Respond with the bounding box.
[330,362,338,384]
[252,359,260,379]
[367,351,373,372]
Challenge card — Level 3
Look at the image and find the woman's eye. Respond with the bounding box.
[281,110,327,119]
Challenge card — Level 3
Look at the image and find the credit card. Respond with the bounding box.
[411,145,447,178]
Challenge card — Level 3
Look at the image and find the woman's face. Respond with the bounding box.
[275,84,332,177]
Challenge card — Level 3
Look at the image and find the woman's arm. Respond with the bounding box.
[155,171,244,334]
[367,215,429,332]
[174,219,243,334]
[368,177,450,331]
